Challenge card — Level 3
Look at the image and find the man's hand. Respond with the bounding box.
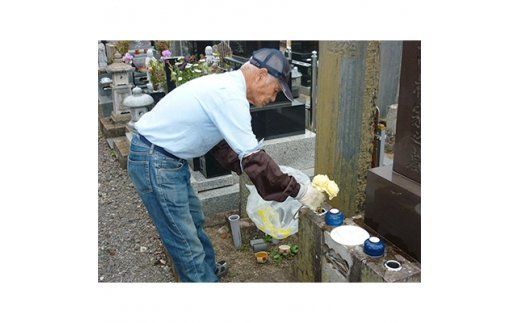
[297,183,327,212]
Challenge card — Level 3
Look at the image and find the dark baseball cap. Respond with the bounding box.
[249,48,294,101]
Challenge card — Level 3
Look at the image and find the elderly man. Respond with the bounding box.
[128,48,325,282]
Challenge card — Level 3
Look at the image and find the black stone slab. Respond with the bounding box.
[250,100,306,140]
[364,165,421,261]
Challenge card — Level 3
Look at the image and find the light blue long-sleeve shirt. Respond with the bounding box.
[135,70,261,162]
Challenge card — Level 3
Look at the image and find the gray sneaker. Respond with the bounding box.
[215,260,228,278]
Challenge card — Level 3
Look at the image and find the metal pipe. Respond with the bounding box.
[228,214,242,249]
[378,127,386,166]
[311,50,318,132]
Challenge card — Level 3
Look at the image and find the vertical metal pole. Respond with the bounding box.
[378,128,386,166]
[311,50,318,132]
[287,46,292,61]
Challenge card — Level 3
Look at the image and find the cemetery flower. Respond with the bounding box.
[123,53,134,64]
[161,50,172,59]
[311,174,339,200]
[325,181,339,200]
[167,55,209,86]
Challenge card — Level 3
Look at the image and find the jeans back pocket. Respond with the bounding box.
[127,159,153,195]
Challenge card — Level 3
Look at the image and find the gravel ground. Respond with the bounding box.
[98,131,175,282]
[98,130,298,283]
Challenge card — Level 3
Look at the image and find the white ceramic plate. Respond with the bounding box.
[330,225,370,246]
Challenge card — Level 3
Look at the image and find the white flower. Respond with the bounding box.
[186,63,193,68]
[193,64,199,67]
[312,174,339,200]
[194,69,202,73]
[178,77,183,81]
[199,59,206,62]
[175,62,182,66]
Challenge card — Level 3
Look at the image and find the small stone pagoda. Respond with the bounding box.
[100,53,135,142]
[106,52,135,123]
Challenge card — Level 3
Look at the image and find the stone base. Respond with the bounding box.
[199,183,240,223]
[190,169,239,193]
[113,136,129,169]
[99,117,127,138]
[98,97,113,119]
[294,206,421,282]
[322,229,420,282]
[111,111,131,124]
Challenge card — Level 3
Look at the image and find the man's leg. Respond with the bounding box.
[127,136,217,282]
[187,183,218,275]
[151,160,218,282]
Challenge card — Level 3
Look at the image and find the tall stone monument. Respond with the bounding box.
[314,41,381,217]
[364,41,421,261]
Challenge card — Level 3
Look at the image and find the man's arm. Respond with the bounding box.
[209,140,300,202]
[209,140,242,175]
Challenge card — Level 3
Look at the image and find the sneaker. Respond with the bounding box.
[215,260,228,278]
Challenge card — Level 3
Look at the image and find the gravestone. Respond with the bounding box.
[129,41,153,71]
[98,42,108,72]
[105,42,117,65]
[364,41,421,261]
[314,41,381,217]
[377,41,403,118]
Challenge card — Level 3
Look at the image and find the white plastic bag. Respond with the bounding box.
[246,166,310,239]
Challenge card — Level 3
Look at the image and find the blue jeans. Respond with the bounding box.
[127,134,218,282]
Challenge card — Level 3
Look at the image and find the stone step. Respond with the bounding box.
[113,136,129,169]
[99,116,126,138]
[190,169,239,193]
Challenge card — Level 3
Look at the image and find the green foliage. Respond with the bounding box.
[149,59,166,91]
[154,41,171,53]
[115,41,130,56]
[167,57,209,86]
[269,249,282,265]
[263,234,273,243]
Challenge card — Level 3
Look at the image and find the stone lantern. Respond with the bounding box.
[106,52,135,123]
[123,87,154,133]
